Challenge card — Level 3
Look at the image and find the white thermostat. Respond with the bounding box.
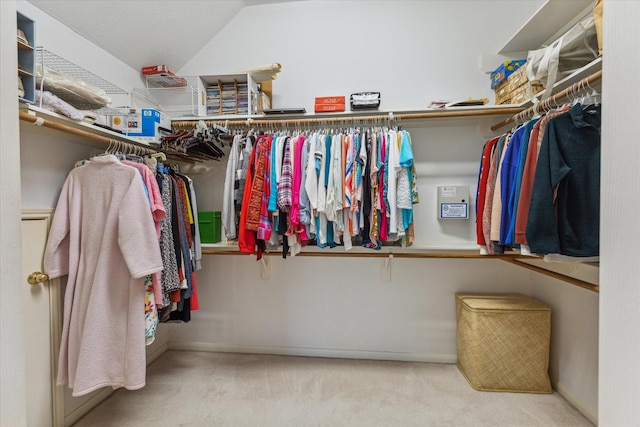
[437,186,469,219]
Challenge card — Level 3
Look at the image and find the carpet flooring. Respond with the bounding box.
[73,350,594,427]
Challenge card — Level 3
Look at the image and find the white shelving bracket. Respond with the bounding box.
[260,257,271,281]
[381,251,393,283]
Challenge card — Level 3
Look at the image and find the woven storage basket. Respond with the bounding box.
[456,293,552,394]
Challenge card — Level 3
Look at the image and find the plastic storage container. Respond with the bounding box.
[198,211,221,243]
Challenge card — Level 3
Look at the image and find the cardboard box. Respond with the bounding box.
[510,83,545,105]
[110,108,171,144]
[494,80,511,105]
[507,63,545,93]
[490,59,526,89]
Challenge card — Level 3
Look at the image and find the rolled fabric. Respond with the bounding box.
[243,62,282,82]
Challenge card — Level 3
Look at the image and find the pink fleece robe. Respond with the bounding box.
[44,155,163,397]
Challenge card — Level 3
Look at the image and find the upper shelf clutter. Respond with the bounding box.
[133,73,261,119]
[18,0,600,147]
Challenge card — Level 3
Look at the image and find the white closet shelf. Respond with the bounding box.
[499,0,595,54]
[172,105,525,130]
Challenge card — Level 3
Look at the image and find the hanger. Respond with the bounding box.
[583,78,601,106]
[151,152,167,162]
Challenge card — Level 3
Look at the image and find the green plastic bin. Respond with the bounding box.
[198,211,221,243]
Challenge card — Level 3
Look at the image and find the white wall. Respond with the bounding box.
[599,0,640,424]
[1,1,28,426]
[170,257,531,360]
[525,273,599,422]
[180,0,544,113]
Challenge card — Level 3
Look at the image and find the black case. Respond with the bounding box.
[350,92,380,110]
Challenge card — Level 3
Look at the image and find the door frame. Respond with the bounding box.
[22,209,64,427]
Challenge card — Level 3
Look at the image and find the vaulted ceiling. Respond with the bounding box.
[27,0,303,72]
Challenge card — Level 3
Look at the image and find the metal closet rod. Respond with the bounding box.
[172,106,524,129]
[490,70,603,131]
[19,111,195,163]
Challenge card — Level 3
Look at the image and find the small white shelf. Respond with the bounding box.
[499,0,596,54]
[132,85,199,117]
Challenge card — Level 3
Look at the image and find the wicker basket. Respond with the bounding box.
[456,293,552,394]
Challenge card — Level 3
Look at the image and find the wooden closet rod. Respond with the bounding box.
[172,106,524,128]
[19,111,195,163]
[501,258,599,293]
[490,70,603,131]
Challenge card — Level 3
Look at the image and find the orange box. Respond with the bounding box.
[315,103,345,113]
[315,96,345,105]
[142,64,169,75]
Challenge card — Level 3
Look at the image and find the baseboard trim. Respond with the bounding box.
[147,341,170,365]
[167,341,457,364]
[64,341,170,426]
[64,387,115,427]
[554,380,598,425]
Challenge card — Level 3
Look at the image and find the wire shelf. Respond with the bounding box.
[133,76,200,116]
[35,47,128,95]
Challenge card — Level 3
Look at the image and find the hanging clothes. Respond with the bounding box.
[44,154,163,397]
[515,105,571,251]
[476,102,601,258]
[230,128,419,258]
[156,164,182,309]
[475,136,500,253]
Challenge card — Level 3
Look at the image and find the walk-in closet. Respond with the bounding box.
[1,1,637,426]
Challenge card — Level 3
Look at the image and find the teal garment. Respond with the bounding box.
[267,135,279,213]
[402,209,412,231]
[398,130,414,166]
[324,135,332,187]
[399,131,414,230]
